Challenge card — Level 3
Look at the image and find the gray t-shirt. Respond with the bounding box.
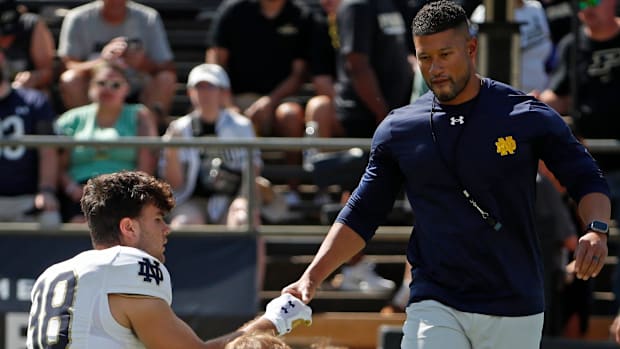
[58,0,173,64]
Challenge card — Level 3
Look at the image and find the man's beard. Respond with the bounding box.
[431,71,471,103]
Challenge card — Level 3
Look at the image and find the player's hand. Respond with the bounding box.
[573,231,607,280]
[263,293,312,335]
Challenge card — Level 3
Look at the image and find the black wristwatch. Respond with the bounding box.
[585,220,609,235]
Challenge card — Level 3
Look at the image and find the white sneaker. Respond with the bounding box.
[338,261,395,293]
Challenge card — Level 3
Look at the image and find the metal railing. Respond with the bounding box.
[1,135,619,234]
[0,135,373,233]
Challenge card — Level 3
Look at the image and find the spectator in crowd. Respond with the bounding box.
[57,0,176,133]
[537,6,620,328]
[283,2,610,348]
[538,0,620,143]
[540,0,596,45]
[471,0,554,93]
[307,0,412,140]
[55,61,158,223]
[159,63,262,229]
[26,170,312,348]
[537,0,620,191]
[0,49,60,228]
[206,0,315,205]
[304,0,413,293]
[160,63,281,295]
[0,0,55,92]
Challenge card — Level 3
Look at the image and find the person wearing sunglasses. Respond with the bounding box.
[55,62,158,223]
[57,0,177,134]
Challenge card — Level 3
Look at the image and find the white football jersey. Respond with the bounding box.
[26,246,172,349]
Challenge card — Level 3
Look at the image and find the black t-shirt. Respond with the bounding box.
[335,0,413,112]
[548,28,620,140]
[309,10,336,79]
[208,0,315,95]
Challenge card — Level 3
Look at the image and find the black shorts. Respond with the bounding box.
[335,104,377,138]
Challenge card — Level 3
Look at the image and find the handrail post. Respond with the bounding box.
[245,144,257,235]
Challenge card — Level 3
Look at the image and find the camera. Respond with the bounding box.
[125,38,143,52]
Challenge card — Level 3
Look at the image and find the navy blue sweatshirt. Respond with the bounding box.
[336,78,610,316]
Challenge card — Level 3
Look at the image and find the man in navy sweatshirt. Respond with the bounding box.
[282,1,611,348]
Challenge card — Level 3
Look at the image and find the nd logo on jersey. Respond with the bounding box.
[138,257,164,285]
[495,136,517,156]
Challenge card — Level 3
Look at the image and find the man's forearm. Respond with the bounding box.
[350,63,388,122]
[304,223,367,285]
[577,192,611,228]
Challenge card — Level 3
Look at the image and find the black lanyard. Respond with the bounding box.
[429,96,503,232]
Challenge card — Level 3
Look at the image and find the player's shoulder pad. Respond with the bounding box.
[105,246,172,304]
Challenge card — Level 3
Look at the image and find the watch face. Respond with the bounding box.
[590,220,609,233]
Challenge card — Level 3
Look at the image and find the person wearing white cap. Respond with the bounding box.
[159,63,262,229]
[186,63,230,90]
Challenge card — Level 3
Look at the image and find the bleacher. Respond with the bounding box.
[10,1,620,348]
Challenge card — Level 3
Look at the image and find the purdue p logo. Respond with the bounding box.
[495,136,517,156]
[138,257,164,285]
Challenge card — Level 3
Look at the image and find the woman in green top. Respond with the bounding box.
[56,62,158,222]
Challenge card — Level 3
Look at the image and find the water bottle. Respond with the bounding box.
[303,121,319,172]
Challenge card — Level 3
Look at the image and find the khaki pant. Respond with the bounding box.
[402,300,544,349]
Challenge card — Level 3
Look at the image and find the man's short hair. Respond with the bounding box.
[81,171,175,246]
[412,0,469,36]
